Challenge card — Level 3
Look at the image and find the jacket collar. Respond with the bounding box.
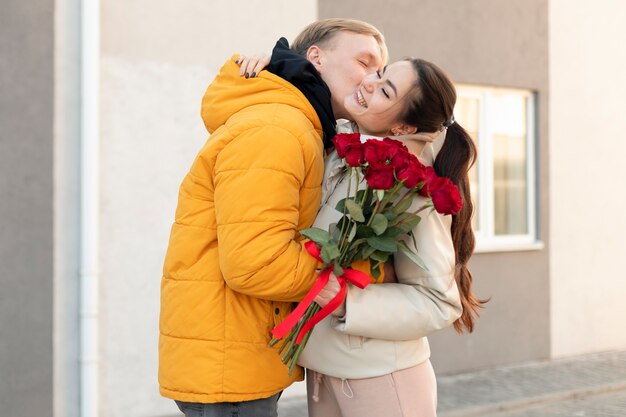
[267,38,337,148]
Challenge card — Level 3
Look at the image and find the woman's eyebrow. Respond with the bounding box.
[379,65,396,96]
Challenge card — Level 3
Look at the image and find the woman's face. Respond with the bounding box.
[343,60,417,136]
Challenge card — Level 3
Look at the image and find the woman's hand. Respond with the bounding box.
[391,130,443,157]
[235,53,271,78]
[313,272,346,317]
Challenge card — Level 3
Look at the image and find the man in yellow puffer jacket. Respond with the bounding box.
[159,19,387,416]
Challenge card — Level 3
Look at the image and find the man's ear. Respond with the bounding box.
[306,45,324,73]
[390,124,418,136]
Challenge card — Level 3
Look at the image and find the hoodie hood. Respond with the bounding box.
[201,56,323,137]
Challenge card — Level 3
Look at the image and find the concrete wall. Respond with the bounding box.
[0,1,55,416]
[98,1,317,415]
[320,0,551,373]
[549,0,626,357]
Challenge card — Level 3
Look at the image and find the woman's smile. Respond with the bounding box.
[355,88,368,108]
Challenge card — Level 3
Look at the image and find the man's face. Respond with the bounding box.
[312,31,384,119]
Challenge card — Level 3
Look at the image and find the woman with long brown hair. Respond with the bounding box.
[239,55,485,416]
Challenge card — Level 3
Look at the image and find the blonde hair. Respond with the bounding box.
[292,18,388,65]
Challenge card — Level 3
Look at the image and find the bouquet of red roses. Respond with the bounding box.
[270,133,462,374]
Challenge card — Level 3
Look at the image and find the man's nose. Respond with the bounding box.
[362,77,376,93]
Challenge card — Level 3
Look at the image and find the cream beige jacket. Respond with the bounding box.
[297,133,463,379]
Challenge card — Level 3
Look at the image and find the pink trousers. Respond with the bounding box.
[306,360,438,417]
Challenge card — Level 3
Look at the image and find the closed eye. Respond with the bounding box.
[376,71,390,98]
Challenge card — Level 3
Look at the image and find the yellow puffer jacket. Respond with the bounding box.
[159,56,324,403]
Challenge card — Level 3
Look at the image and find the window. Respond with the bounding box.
[455,85,542,252]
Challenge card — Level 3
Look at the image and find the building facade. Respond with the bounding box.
[1,1,625,416]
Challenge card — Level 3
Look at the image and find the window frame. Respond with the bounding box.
[455,85,543,253]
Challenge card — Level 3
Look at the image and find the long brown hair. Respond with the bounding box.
[400,58,486,333]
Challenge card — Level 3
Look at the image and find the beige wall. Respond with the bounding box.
[320,0,552,373]
[1,1,55,415]
[99,1,317,416]
[549,0,626,357]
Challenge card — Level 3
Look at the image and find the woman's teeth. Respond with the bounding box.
[356,89,368,108]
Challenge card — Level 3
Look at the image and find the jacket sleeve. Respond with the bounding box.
[332,195,463,340]
[213,124,321,302]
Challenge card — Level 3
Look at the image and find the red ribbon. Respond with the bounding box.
[270,241,372,344]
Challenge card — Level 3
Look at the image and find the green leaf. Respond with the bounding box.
[370,263,381,279]
[384,211,395,221]
[329,223,341,242]
[356,225,375,239]
[392,196,414,216]
[376,189,385,201]
[371,214,388,236]
[362,245,376,259]
[382,226,405,238]
[396,214,422,233]
[336,216,350,231]
[370,262,380,279]
[389,212,412,227]
[398,240,429,271]
[347,224,357,242]
[345,199,365,222]
[300,227,331,243]
[370,251,389,263]
[367,236,397,252]
[335,198,346,213]
[320,243,341,263]
[333,263,344,277]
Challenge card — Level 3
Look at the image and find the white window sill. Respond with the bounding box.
[474,240,545,254]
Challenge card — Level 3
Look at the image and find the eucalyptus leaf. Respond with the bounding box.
[300,227,331,243]
[382,226,405,238]
[370,251,389,263]
[362,245,376,259]
[320,243,341,263]
[345,199,365,222]
[348,224,357,242]
[392,196,414,215]
[390,212,412,227]
[398,215,421,232]
[335,198,346,213]
[371,214,388,236]
[367,236,397,252]
[370,264,381,279]
[356,225,375,239]
[333,263,344,277]
[398,240,429,271]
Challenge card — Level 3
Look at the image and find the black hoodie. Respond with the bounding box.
[267,37,337,149]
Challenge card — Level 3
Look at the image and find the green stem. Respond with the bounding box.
[287,304,321,375]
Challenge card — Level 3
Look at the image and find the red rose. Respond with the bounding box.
[430,177,463,215]
[397,156,427,188]
[364,162,395,190]
[417,166,439,197]
[344,147,364,167]
[333,133,361,157]
[362,138,407,166]
[333,133,364,167]
[382,137,408,154]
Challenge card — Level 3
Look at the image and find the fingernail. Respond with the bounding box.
[245,73,249,79]
[251,72,256,78]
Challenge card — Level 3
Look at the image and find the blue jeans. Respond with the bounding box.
[175,392,281,417]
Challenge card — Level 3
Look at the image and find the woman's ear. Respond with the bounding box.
[390,124,418,136]
[306,45,324,73]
